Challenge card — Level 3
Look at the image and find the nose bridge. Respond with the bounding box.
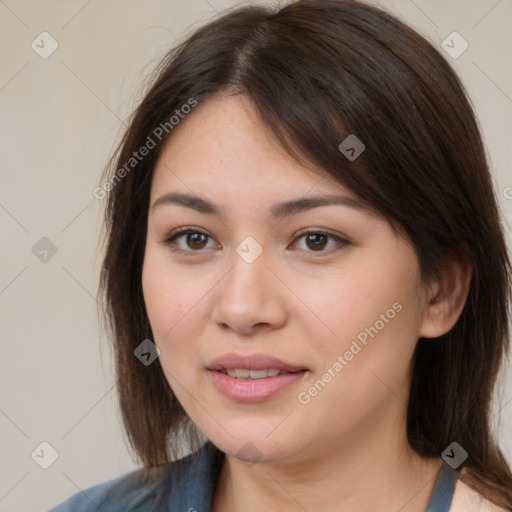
[223,243,270,308]
[212,242,286,333]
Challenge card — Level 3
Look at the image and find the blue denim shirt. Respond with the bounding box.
[47,441,457,511]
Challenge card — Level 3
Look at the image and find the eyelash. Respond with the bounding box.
[161,227,350,256]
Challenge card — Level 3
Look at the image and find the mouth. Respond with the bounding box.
[207,353,309,402]
[217,368,297,379]
[208,353,308,373]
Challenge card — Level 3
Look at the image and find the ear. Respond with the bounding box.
[419,250,472,339]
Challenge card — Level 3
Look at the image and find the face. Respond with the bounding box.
[142,94,430,464]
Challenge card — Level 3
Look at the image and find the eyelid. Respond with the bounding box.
[164,226,209,241]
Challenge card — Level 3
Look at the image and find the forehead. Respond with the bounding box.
[150,94,350,201]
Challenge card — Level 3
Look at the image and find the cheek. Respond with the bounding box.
[142,256,208,406]
[141,252,205,351]
[301,263,410,348]
[306,254,422,387]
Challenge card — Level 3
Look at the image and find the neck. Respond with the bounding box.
[211,410,442,512]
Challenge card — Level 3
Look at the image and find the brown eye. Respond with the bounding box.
[163,228,218,254]
[292,231,349,254]
[304,233,329,251]
[185,232,208,250]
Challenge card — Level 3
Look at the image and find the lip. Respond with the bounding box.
[207,353,309,403]
[208,353,307,373]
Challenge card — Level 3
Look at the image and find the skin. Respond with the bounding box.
[141,94,471,511]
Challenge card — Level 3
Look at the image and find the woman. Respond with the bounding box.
[49,0,512,510]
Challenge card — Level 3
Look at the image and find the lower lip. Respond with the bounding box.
[209,370,308,403]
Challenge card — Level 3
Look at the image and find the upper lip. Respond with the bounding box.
[208,353,307,372]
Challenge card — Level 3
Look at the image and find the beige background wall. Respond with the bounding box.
[1,1,511,511]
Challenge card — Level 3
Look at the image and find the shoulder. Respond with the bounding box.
[450,475,510,512]
[46,464,172,512]
[47,442,223,512]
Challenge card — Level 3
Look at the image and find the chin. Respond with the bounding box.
[206,425,301,464]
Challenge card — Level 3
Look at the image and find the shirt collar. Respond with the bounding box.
[154,442,456,511]
[156,441,225,511]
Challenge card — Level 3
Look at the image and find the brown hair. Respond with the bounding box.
[97,0,512,507]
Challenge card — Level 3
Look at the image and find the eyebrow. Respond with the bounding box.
[152,192,370,219]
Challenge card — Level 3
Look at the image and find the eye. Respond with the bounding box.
[291,230,349,254]
[162,227,219,255]
[161,227,349,256]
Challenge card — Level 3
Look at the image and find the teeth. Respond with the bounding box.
[225,368,282,379]
[250,369,279,379]
[227,368,250,378]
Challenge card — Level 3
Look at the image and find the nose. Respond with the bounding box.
[211,248,287,336]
